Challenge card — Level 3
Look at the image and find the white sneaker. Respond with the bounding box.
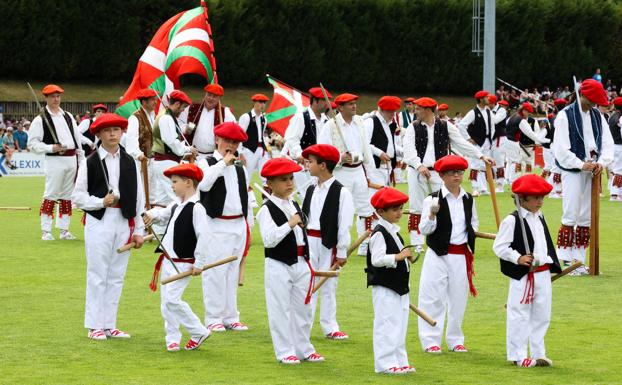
[88,329,107,340]
[280,355,301,365]
[225,322,249,331]
[382,367,406,375]
[41,232,55,241]
[536,357,553,367]
[60,231,76,240]
[207,323,226,332]
[105,329,131,338]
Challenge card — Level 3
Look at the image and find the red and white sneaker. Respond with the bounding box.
[536,357,553,367]
[326,331,349,340]
[516,358,536,368]
[401,365,416,373]
[280,355,301,365]
[184,334,210,350]
[382,367,406,375]
[166,343,180,352]
[452,344,468,353]
[105,329,131,338]
[304,353,325,362]
[207,323,226,332]
[88,329,106,340]
[425,346,442,354]
[225,322,248,331]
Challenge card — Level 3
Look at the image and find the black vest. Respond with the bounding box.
[500,211,562,280]
[426,190,475,255]
[467,107,491,146]
[264,200,309,265]
[301,180,343,249]
[81,118,96,156]
[300,110,317,150]
[413,119,449,163]
[41,109,79,155]
[492,107,507,139]
[505,114,524,143]
[608,111,622,145]
[157,203,198,260]
[365,225,409,295]
[370,115,397,168]
[243,111,266,152]
[85,146,137,220]
[200,156,248,218]
[520,118,536,145]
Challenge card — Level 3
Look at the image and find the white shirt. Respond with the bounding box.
[458,105,492,140]
[186,106,236,153]
[492,105,508,125]
[146,194,209,268]
[318,114,370,165]
[77,118,95,148]
[284,107,326,159]
[71,145,145,234]
[197,150,248,216]
[517,117,548,144]
[369,216,405,269]
[238,109,264,144]
[365,111,395,159]
[493,208,554,266]
[126,108,155,160]
[553,106,614,170]
[158,114,191,157]
[28,106,84,161]
[306,177,355,258]
[420,186,479,245]
[403,119,483,169]
[256,195,305,248]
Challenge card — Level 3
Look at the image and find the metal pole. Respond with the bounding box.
[483,0,495,92]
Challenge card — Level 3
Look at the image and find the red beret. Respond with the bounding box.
[169,90,192,106]
[371,187,409,209]
[214,122,248,142]
[521,102,534,113]
[92,103,108,112]
[163,163,204,182]
[434,154,468,173]
[261,157,302,178]
[553,98,567,107]
[415,97,437,108]
[474,90,489,99]
[580,79,608,106]
[404,97,416,103]
[377,96,401,111]
[498,100,510,107]
[512,174,553,196]
[330,101,338,110]
[89,113,128,135]
[204,83,224,96]
[547,113,555,119]
[302,144,340,163]
[613,97,622,107]
[137,88,158,100]
[334,93,358,105]
[488,94,498,104]
[438,103,449,111]
[42,84,64,96]
[251,93,269,102]
[309,87,331,99]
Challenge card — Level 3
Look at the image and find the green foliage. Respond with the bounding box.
[1,0,620,93]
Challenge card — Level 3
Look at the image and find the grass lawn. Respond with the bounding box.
[0,175,620,384]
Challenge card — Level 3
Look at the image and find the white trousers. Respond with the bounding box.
[373,286,409,373]
[41,155,77,232]
[491,136,507,185]
[334,165,374,241]
[160,261,209,345]
[506,270,552,361]
[407,167,442,245]
[468,141,491,193]
[152,159,178,206]
[367,164,391,190]
[609,145,622,196]
[84,208,131,330]
[558,171,593,263]
[418,249,469,350]
[241,146,269,183]
[202,217,246,326]
[308,236,340,335]
[505,143,535,184]
[265,257,315,360]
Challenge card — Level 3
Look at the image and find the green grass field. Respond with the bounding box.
[1,176,621,384]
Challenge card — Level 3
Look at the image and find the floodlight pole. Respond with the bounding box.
[483,0,495,93]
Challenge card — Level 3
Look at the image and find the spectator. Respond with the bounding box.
[1,127,18,169]
[13,124,28,151]
[559,86,571,99]
[592,68,602,83]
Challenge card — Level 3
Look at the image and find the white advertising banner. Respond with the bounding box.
[0,151,46,176]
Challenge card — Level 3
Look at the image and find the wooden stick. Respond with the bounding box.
[116,234,155,253]
[0,207,31,210]
[409,304,437,326]
[313,270,339,278]
[238,256,247,286]
[312,263,339,294]
[485,162,501,229]
[140,158,151,210]
[589,172,600,275]
[475,231,496,240]
[161,256,238,285]
[552,262,583,282]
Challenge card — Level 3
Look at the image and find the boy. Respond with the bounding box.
[143,163,211,352]
[256,157,325,364]
[366,187,416,374]
[418,155,478,353]
[71,113,145,340]
[301,144,354,340]
[493,174,562,368]
[197,122,251,332]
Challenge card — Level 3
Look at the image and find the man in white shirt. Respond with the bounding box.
[27,84,84,240]
[488,96,509,191]
[77,103,108,156]
[365,96,402,189]
[239,93,270,182]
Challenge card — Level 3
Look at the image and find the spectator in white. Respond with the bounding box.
[77,104,108,156]
[592,68,602,83]
[239,93,270,183]
[2,127,18,169]
[13,123,29,151]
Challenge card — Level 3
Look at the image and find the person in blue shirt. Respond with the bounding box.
[13,124,28,151]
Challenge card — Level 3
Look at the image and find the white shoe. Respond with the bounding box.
[88,329,107,340]
[60,230,76,240]
[280,355,301,365]
[516,358,536,368]
[225,322,248,331]
[304,353,325,362]
[207,323,226,332]
[382,367,407,375]
[536,357,553,367]
[41,232,55,241]
[105,328,131,338]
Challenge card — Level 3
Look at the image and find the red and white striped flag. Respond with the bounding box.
[265,75,309,137]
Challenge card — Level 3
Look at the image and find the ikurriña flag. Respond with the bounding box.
[265,75,310,137]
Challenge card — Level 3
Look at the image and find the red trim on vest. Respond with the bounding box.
[520,264,550,305]
[447,243,477,297]
[552,173,561,184]
[408,213,421,233]
[557,225,574,248]
[575,226,590,248]
[469,169,478,181]
[58,199,72,218]
[40,199,56,217]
